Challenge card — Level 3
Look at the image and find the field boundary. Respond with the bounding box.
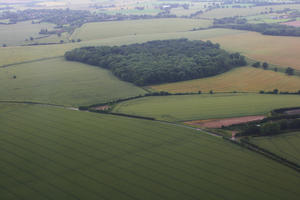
[0,56,63,68]
[0,100,77,110]
[2,100,300,173]
[224,137,300,173]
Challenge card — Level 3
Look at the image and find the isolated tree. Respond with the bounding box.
[273,89,279,94]
[13,75,17,79]
[262,62,269,70]
[77,39,82,42]
[2,44,7,47]
[60,40,64,44]
[209,90,214,94]
[286,67,295,76]
[71,39,75,43]
[274,67,278,72]
[57,33,62,37]
[30,37,34,41]
[198,90,202,94]
[252,62,260,68]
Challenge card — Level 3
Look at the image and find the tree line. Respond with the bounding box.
[65,39,247,86]
[213,18,300,37]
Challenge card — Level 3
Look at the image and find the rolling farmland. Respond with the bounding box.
[200,4,300,19]
[113,94,300,121]
[209,31,300,70]
[0,103,300,199]
[151,67,300,93]
[0,21,55,46]
[0,28,244,67]
[0,58,146,106]
[70,18,212,41]
[250,131,300,165]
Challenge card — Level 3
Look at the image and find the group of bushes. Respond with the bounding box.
[239,118,300,136]
[213,22,300,37]
[259,89,300,95]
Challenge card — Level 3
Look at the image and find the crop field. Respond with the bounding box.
[0,43,77,67]
[0,103,300,200]
[70,18,213,41]
[209,31,300,70]
[200,4,300,18]
[112,94,300,121]
[0,21,55,46]
[0,58,146,106]
[0,28,244,67]
[250,132,300,165]
[151,67,300,93]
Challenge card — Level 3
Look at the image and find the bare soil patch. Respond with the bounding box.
[282,21,300,27]
[285,109,300,115]
[94,105,111,111]
[185,115,266,128]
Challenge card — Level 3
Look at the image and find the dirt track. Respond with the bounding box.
[185,115,266,128]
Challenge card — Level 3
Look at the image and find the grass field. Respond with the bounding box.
[70,18,213,41]
[113,94,300,121]
[151,67,300,93]
[0,58,146,106]
[0,103,300,199]
[0,28,244,67]
[250,131,300,165]
[0,21,55,46]
[209,31,300,70]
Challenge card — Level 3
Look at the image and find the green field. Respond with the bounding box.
[250,132,300,165]
[0,28,244,67]
[0,103,300,199]
[70,18,213,41]
[0,21,55,46]
[113,94,300,121]
[0,58,146,106]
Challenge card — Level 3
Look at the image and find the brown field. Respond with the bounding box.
[283,21,300,27]
[151,67,300,93]
[285,109,300,115]
[185,115,266,128]
[209,31,300,70]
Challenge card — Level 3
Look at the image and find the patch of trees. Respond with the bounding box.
[213,21,300,37]
[65,39,247,86]
[213,16,247,25]
[240,118,300,136]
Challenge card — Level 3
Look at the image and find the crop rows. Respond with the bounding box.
[251,132,300,165]
[0,104,300,199]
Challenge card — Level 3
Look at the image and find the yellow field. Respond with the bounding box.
[151,67,300,93]
[209,31,300,70]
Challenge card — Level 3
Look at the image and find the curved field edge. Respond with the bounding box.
[209,31,300,70]
[0,103,300,200]
[150,67,300,93]
[0,57,146,106]
[250,131,300,165]
[70,18,213,41]
[112,94,300,122]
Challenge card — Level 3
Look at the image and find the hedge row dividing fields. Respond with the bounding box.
[0,104,300,200]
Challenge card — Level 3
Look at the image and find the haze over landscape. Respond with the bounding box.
[1,0,300,199]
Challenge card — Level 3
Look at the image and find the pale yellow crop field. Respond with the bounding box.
[151,67,300,93]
